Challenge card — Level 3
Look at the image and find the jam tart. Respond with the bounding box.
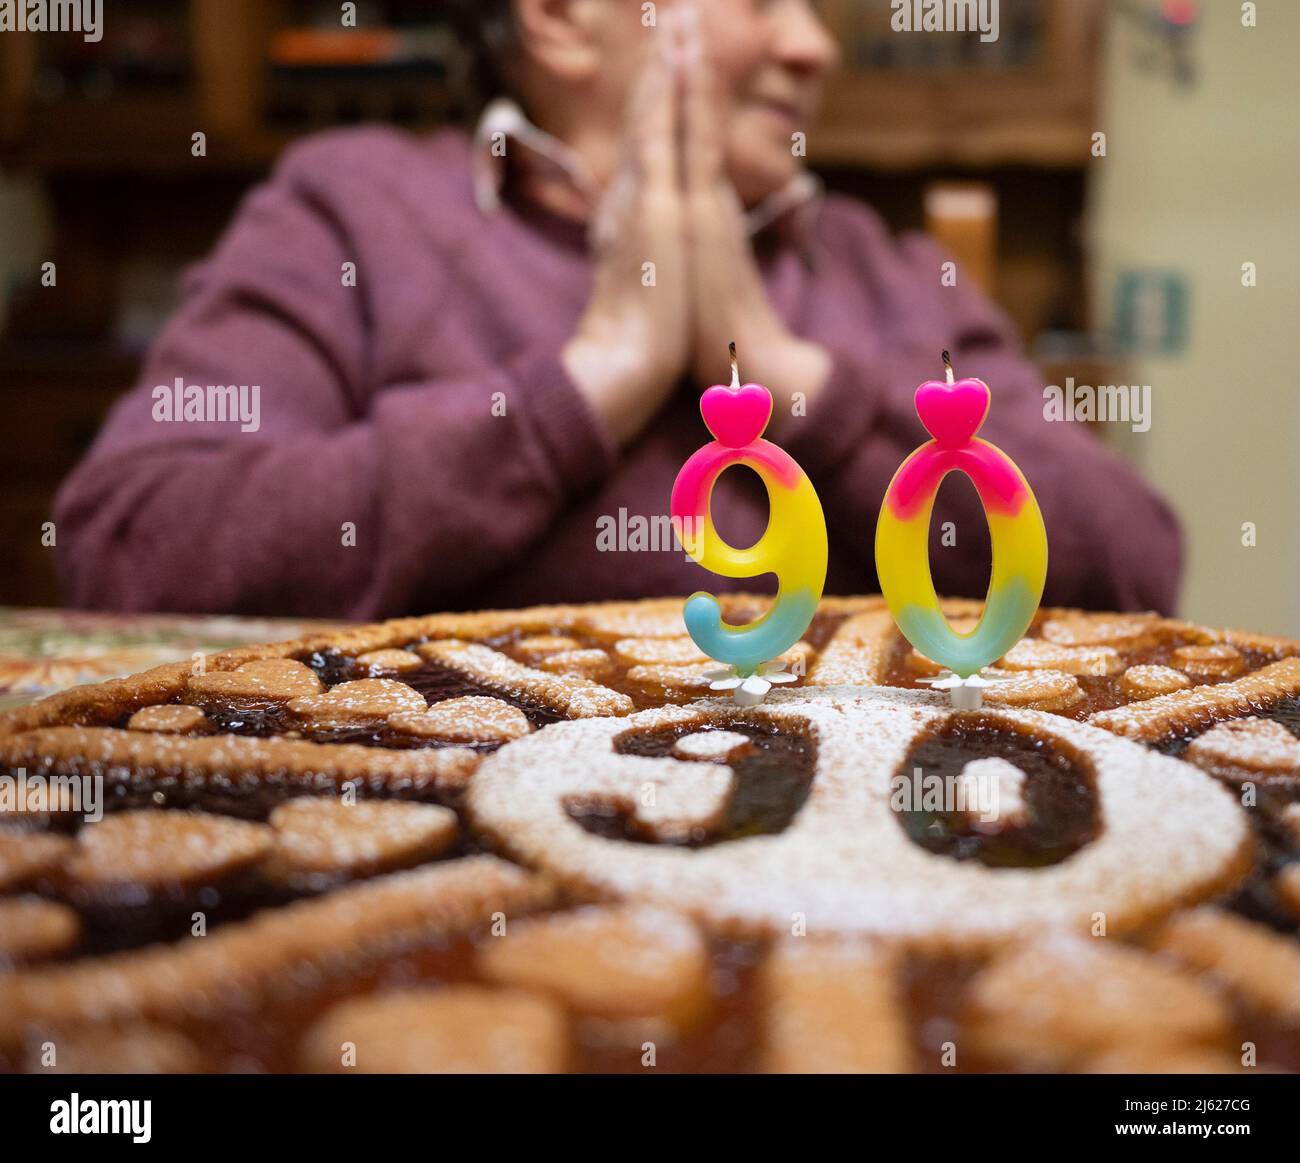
[0,594,1296,1074]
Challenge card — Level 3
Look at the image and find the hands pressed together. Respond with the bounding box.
[561,13,831,447]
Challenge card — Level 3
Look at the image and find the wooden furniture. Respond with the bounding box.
[0,0,462,174]
[814,0,1101,168]
[1,1,269,173]
[1,0,1101,173]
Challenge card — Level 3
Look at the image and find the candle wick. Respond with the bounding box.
[728,341,740,389]
[941,349,955,385]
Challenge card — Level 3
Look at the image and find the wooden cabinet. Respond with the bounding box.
[0,353,136,605]
[2,0,1102,174]
[814,0,1101,168]
[0,0,459,173]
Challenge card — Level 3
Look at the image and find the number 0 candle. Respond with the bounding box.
[875,352,1047,683]
[670,345,827,703]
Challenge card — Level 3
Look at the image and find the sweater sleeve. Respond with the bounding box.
[54,139,616,619]
[782,216,1182,614]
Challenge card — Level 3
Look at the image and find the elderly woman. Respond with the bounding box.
[55,0,1179,618]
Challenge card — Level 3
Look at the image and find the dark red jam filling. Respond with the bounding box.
[801,609,850,653]
[471,622,830,711]
[893,715,1099,868]
[302,647,361,686]
[1242,1011,1300,1074]
[163,659,568,750]
[304,644,565,728]
[565,719,815,846]
[1135,696,1300,937]
[902,954,988,1073]
[65,870,300,958]
[1220,779,1300,933]
[402,662,566,730]
[1153,692,1300,758]
[0,749,463,825]
[1261,694,1300,740]
[4,807,488,960]
[881,633,1283,723]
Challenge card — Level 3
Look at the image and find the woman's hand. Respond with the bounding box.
[562,29,690,446]
[564,11,830,447]
[679,30,830,430]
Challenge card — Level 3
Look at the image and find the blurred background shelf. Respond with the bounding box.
[2,0,1098,169]
[814,0,1097,168]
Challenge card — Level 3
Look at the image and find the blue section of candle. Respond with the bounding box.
[683,588,820,677]
[894,575,1041,678]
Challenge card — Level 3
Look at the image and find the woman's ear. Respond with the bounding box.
[513,0,609,86]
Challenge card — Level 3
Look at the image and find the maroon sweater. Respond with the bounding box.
[55,128,1181,619]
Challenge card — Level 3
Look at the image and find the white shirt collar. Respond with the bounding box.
[471,98,822,248]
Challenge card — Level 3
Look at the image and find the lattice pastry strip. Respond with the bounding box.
[963,933,1235,1071]
[298,986,569,1074]
[417,640,633,718]
[1089,658,1300,742]
[0,856,554,1048]
[0,726,481,804]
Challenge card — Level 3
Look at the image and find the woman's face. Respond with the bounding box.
[525,0,840,207]
[696,0,840,204]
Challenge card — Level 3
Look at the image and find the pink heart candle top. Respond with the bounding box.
[699,381,773,448]
[914,376,991,448]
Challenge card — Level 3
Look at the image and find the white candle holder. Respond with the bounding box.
[705,661,798,706]
[917,671,997,709]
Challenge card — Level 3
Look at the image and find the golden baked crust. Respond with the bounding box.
[297,985,570,1074]
[760,938,910,1073]
[0,594,1297,1074]
[964,933,1234,1071]
[0,856,554,1046]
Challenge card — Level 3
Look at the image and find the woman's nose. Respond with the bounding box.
[769,1,841,74]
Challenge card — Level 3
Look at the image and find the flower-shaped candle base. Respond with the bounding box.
[705,661,799,706]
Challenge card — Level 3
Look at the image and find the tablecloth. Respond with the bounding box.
[0,608,344,712]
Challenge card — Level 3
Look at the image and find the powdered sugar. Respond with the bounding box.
[389,696,531,743]
[467,686,1250,950]
[672,730,753,762]
[418,640,633,718]
[1090,658,1300,740]
[1185,718,1300,777]
[1001,639,1123,677]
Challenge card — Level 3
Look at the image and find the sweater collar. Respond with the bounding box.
[470,98,822,255]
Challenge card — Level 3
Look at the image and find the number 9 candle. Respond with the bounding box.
[670,345,827,704]
[875,352,1048,691]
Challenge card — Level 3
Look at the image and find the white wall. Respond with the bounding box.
[1090,1,1299,635]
